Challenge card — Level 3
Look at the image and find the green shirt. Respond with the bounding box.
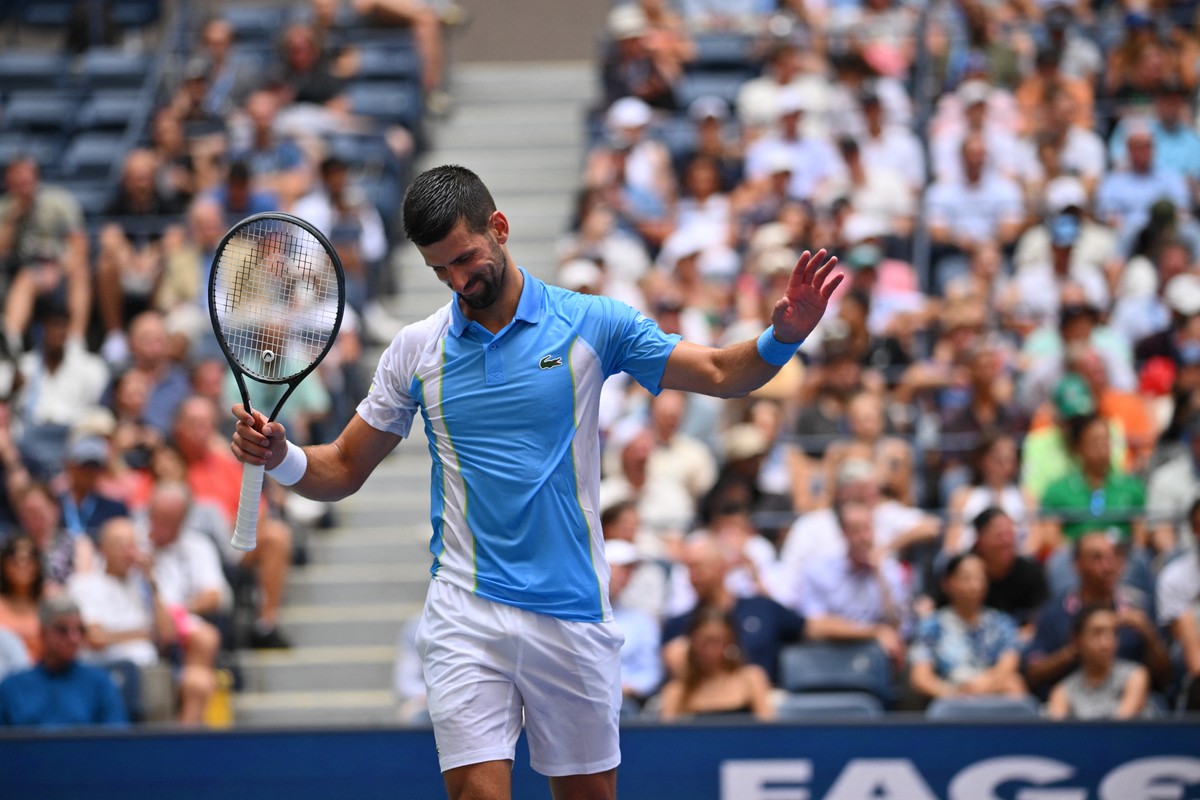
[1041,467,1146,540]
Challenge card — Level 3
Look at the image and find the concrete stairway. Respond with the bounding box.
[231,61,597,727]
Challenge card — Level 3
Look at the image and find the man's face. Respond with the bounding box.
[976,514,1016,569]
[1075,533,1121,594]
[42,612,84,667]
[1127,134,1154,172]
[418,215,510,311]
[839,505,875,563]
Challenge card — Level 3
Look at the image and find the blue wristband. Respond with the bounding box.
[756,326,802,367]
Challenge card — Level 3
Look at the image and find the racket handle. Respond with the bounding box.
[231,463,265,552]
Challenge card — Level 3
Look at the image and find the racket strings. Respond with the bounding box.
[212,219,341,382]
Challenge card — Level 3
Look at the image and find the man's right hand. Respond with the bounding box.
[231,404,288,471]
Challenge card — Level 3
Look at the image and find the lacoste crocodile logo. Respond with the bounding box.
[539,354,563,370]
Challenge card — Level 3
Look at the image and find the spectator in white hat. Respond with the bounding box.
[602,4,680,110]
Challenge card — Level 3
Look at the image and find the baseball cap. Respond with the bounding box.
[957,80,991,107]
[608,4,648,40]
[724,424,770,461]
[67,436,110,467]
[1053,373,1095,418]
[606,96,653,130]
[1044,176,1088,214]
[844,243,883,271]
[1165,274,1200,317]
[776,88,809,116]
[557,259,604,292]
[688,95,730,123]
[754,246,798,278]
[605,538,640,567]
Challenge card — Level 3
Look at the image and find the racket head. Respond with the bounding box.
[208,212,346,415]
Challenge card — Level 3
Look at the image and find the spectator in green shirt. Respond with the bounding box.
[1041,413,1146,550]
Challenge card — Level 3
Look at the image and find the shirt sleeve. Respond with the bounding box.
[356,322,427,438]
[589,296,681,396]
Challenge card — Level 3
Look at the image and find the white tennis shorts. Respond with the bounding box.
[414,577,624,777]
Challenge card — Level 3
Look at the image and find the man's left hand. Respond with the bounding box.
[770,249,843,343]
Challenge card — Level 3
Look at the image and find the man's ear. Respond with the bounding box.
[490,210,510,244]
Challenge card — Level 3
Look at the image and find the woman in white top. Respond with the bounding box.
[945,433,1038,556]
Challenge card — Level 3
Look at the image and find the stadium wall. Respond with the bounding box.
[2,719,1200,799]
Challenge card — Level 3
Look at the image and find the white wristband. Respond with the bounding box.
[266,440,307,486]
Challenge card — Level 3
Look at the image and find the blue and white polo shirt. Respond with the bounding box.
[356,268,680,622]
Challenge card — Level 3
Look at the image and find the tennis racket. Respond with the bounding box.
[208,212,345,552]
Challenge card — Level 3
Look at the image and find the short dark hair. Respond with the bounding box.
[402,164,496,247]
[971,506,1007,537]
[1071,603,1113,636]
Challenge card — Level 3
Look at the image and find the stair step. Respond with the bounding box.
[233,689,400,727]
[237,646,396,693]
[280,603,421,647]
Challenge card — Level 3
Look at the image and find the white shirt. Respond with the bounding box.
[17,340,110,427]
[151,529,233,613]
[860,125,927,192]
[1156,551,1200,627]
[68,570,159,667]
[924,173,1024,243]
[778,501,926,608]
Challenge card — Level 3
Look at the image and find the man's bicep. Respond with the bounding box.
[659,340,720,394]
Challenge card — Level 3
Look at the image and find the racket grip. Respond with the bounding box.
[231,463,265,552]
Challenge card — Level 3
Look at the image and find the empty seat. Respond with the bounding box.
[354,45,422,83]
[776,691,885,721]
[18,0,74,28]
[111,0,161,28]
[77,48,152,90]
[0,50,70,90]
[78,91,143,131]
[688,33,756,72]
[925,695,1041,720]
[346,81,422,130]
[58,180,114,217]
[0,134,61,171]
[1,92,77,133]
[779,641,895,705]
[100,659,144,722]
[221,6,287,44]
[675,71,754,113]
[61,132,126,180]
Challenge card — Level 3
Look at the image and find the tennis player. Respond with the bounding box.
[230,164,841,800]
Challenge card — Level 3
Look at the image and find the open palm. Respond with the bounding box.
[771,249,843,343]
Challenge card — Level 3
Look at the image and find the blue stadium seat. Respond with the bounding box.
[61,132,126,180]
[77,48,152,90]
[354,45,422,83]
[778,641,895,705]
[1,92,77,134]
[100,658,144,722]
[675,71,755,113]
[78,90,143,131]
[925,695,1041,720]
[775,691,885,720]
[17,0,74,28]
[688,33,757,73]
[221,6,287,44]
[58,179,113,217]
[0,133,61,172]
[111,0,160,28]
[0,50,70,91]
[346,81,422,130]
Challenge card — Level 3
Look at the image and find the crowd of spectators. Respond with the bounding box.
[0,0,456,726]
[535,0,1200,720]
